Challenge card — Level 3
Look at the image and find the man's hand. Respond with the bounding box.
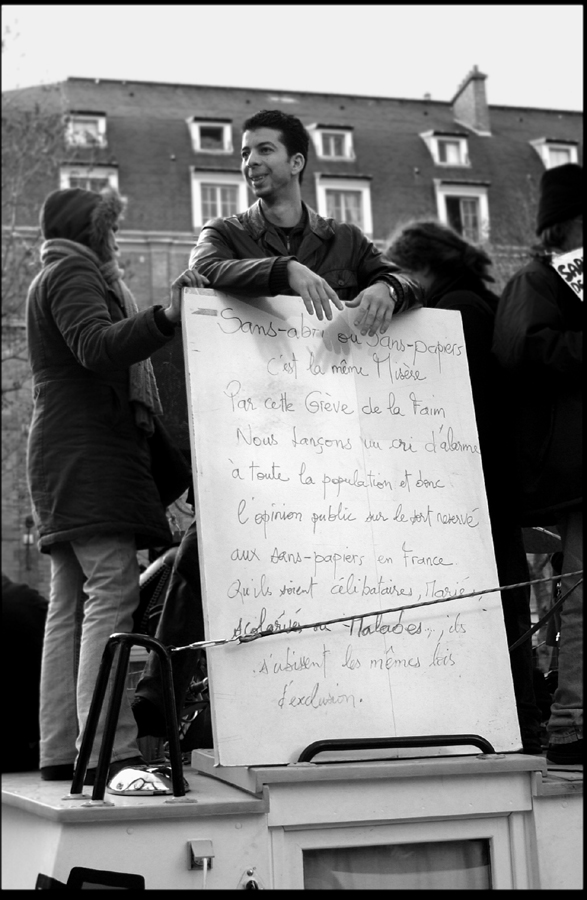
[287,260,344,321]
[345,282,396,336]
[165,269,210,325]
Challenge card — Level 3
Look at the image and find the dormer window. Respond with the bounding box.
[66,111,107,148]
[309,125,355,160]
[530,138,579,169]
[188,118,233,153]
[421,131,470,167]
[60,164,118,192]
[433,179,490,243]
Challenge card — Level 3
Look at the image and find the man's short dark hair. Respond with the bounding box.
[242,110,310,184]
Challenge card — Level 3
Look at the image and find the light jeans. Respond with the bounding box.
[547,508,583,744]
[39,533,141,768]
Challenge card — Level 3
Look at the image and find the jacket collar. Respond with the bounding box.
[244,200,334,242]
[427,272,499,313]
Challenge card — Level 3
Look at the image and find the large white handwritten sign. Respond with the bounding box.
[182,289,520,767]
[551,247,583,302]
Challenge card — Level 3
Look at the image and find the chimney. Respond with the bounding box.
[451,65,491,135]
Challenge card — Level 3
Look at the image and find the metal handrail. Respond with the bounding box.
[70,633,185,800]
[298,733,496,763]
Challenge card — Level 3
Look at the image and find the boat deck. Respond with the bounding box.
[2,753,582,890]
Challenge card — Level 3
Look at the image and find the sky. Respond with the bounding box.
[1,4,583,112]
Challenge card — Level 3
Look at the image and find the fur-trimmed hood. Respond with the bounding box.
[39,187,125,261]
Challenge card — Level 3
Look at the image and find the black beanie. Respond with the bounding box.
[40,188,102,247]
[536,163,582,235]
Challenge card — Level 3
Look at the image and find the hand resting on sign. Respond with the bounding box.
[286,260,344,321]
[345,282,398,337]
[165,268,210,325]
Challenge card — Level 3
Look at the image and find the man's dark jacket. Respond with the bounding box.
[190,201,421,308]
[492,257,582,524]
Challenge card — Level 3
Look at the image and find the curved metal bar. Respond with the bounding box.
[71,633,185,800]
[297,733,496,763]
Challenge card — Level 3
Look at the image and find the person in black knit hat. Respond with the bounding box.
[535,162,583,234]
[493,163,582,765]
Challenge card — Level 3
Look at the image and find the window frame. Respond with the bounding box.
[309,125,355,161]
[529,137,579,169]
[314,174,373,236]
[273,816,517,890]
[60,163,119,192]
[65,113,107,148]
[433,179,490,243]
[190,168,248,229]
[188,118,233,154]
[420,131,470,167]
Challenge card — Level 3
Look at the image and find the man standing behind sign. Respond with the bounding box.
[493,163,583,766]
[189,109,422,331]
[134,110,423,748]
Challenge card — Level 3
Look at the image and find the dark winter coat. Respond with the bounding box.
[424,273,515,524]
[190,200,421,308]
[492,257,582,524]
[26,254,176,551]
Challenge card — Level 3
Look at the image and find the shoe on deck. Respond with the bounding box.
[546,738,583,765]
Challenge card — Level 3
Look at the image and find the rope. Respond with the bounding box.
[169,569,582,652]
[531,526,561,542]
[508,578,582,652]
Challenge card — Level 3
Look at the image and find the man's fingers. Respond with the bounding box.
[301,290,322,319]
[357,306,377,334]
[311,287,326,320]
[379,305,394,334]
[325,283,344,310]
[344,288,364,310]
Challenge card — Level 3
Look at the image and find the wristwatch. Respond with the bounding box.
[377,281,399,305]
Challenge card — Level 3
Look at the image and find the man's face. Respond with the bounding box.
[241,127,302,199]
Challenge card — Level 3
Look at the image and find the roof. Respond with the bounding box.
[3,77,582,240]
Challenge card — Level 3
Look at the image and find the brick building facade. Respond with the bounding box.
[1,67,582,593]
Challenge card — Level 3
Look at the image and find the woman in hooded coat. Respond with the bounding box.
[26,186,206,782]
[386,220,542,754]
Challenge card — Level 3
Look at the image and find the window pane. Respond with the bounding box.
[445,195,462,233]
[460,198,480,242]
[199,126,225,150]
[445,196,480,242]
[201,185,217,221]
[69,176,109,192]
[304,839,491,890]
[201,183,239,221]
[325,190,363,228]
[220,185,238,217]
[438,140,461,164]
[322,133,346,157]
[549,148,571,167]
[326,190,342,220]
[70,119,101,146]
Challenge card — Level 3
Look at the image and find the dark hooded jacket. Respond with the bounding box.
[492,256,582,524]
[26,188,177,551]
[423,272,515,523]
